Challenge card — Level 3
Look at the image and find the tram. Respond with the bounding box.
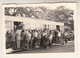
[5,16,64,33]
[5,16,64,48]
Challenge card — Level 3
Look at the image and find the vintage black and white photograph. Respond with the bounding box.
[2,3,77,55]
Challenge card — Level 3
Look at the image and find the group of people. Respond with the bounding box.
[6,27,65,51]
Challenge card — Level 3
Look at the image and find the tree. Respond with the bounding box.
[33,6,47,19]
[53,6,74,31]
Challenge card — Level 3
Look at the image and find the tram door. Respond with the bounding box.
[14,21,22,32]
[56,25,60,31]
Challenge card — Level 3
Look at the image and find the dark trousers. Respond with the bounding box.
[40,37,45,47]
[11,41,16,50]
[52,37,56,43]
[25,40,30,50]
[16,40,21,49]
[43,38,50,49]
[55,36,59,43]
[49,40,52,47]
[29,40,33,49]
[37,39,41,46]
[34,37,38,46]
[20,40,25,49]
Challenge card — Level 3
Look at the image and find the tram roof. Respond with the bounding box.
[5,16,64,25]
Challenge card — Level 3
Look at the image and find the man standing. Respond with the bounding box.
[58,31,61,43]
[41,30,47,48]
[48,31,53,48]
[37,30,41,46]
[20,30,26,50]
[61,30,65,45]
[54,30,58,43]
[15,27,22,50]
[10,30,16,50]
[25,30,31,50]
[29,30,34,50]
[33,30,38,47]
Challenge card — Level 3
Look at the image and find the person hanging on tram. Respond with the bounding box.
[20,29,26,50]
[10,30,16,50]
[15,27,22,50]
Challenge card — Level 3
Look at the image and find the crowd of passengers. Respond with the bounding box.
[6,27,67,51]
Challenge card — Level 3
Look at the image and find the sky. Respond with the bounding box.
[3,3,77,10]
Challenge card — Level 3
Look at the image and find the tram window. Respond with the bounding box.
[14,21,22,31]
[56,25,60,31]
[44,24,47,27]
[14,21,21,26]
[48,25,49,27]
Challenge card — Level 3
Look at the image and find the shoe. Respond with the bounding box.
[46,46,49,49]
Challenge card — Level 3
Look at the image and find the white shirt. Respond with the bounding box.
[58,32,61,37]
[49,34,53,40]
[28,33,31,39]
[34,32,38,37]
[42,32,47,37]
[25,32,31,41]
